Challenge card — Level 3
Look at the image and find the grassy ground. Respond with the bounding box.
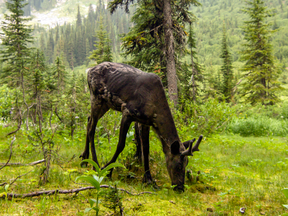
[0,124,287,216]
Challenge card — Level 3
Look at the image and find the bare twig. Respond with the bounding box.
[9,170,33,186]
[1,185,157,199]
[0,136,15,171]
[1,170,33,187]
[0,159,45,167]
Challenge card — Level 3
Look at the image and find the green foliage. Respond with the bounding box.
[0,85,15,121]
[76,159,125,216]
[175,98,237,136]
[240,0,283,105]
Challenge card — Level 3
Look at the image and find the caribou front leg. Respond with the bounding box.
[80,102,109,168]
[102,112,133,177]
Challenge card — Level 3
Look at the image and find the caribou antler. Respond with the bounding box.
[181,135,203,157]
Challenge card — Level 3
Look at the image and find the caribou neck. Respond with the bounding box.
[152,107,182,154]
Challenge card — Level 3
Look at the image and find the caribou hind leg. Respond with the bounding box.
[134,122,143,163]
[140,124,154,184]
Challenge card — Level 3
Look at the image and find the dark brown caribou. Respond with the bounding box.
[80,62,203,191]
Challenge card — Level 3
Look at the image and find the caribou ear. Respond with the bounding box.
[171,141,180,155]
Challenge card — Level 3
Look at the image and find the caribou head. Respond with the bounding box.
[166,135,203,191]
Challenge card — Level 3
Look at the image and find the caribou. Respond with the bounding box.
[80,62,203,191]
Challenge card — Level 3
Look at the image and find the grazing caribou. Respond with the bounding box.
[80,62,203,191]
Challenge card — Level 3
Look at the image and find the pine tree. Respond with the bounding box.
[0,0,33,133]
[220,23,233,103]
[89,16,113,65]
[240,0,282,105]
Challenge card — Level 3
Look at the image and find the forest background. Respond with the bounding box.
[0,0,288,215]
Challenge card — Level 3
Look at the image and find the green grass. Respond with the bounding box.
[227,116,288,136]
[0,123,287,215]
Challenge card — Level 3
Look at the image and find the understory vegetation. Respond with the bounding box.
[1,99,288,215]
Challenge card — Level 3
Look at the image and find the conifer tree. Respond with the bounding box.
[89,16,113,65]
[109,0,200,105]
[29,49,46,125]
[47,57,67,123]
[76,5,82,28]
[186,22,203,103]
[0,0,33,133]
[45,30,55,64]
[220,24,233,103]
[240,0,282,105]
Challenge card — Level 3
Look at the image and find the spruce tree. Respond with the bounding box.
[240,0,282,105]
[0,0,33,87]
[89,16,113,65]
[0,0,33,133]
[220,24,233,103]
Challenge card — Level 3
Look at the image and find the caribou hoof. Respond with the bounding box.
[143,173,158,188]
[79,153,89,167]
[80,161,88,168]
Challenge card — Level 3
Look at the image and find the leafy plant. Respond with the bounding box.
[103,184,124,215]
[76,159,125,216]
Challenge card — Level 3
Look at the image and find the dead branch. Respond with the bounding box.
[0,136,15,171]
[1,185,156,199]
[0,159,45,167]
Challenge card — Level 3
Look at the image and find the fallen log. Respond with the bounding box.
[0,185,156,199]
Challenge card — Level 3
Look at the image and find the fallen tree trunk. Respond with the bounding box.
[1,185,156,199]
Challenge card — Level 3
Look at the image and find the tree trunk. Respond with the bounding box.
[163,0,178,106]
